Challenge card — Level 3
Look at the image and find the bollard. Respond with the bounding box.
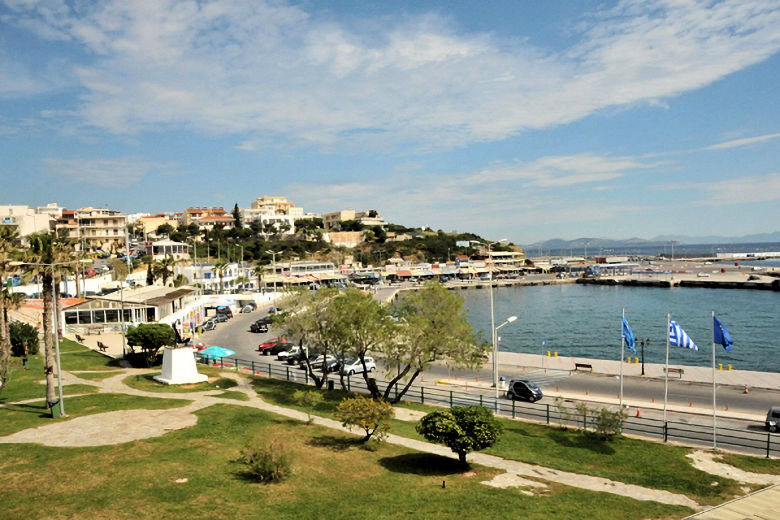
[634,357,639,364]
[728,364,732,371]
[554,352,558,357]
[718,363,723,371]
[547,351,551,357]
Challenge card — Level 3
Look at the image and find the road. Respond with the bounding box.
[200,307,776,417]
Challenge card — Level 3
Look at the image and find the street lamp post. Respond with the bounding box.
[266,249,279,292]
[471,238,508,390]
[494,315,517,400]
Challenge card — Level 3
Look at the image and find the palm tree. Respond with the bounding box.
[26,232,57,408]
[213,261,229,294]
[252,263,267,291]
[153,255,177,286]
[0,226,20,390]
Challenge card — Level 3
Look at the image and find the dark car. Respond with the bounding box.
[262,342,294,356]
[216,306,233,319]
[199,319,216,331]
[766,406,780,432]
[506,379,543,402]
[250,321,269,333]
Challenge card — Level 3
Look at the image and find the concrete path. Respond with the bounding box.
[4,366,774,511]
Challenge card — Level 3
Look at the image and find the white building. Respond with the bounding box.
[0,204,54,237]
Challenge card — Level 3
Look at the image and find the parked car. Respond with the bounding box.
[212,313,229,323]
[250,321,269,333]
[241,305,254,313]
[263,341,294,357]
[340,357,376,375]
[286,348,315,365]
[766,406,780,432]
[506,379,543,402]
[277,345,303,361]
[200,320,216,331]
[257,337,287,353]
[216,305,233,318]
[300,354,338,372]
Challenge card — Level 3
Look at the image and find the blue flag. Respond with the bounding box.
[669,320,698,351]
[622,316,636,353]
[713,316,734,352]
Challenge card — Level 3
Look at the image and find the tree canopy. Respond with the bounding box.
[416,406,503,466]
[126,323,177,366]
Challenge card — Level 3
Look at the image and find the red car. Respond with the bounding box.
[257,337,287,352]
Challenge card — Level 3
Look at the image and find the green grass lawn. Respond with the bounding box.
[0,393,191,436]
[716,453,780,475]
[58,338,125,371]
[213,390,250,401]
[69,370,125,381]
[0,355,101,402]
[123,374,238,393]
[249,375,744,505]
[0,404,691,520]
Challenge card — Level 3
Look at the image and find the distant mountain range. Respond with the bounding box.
[523,232,780,249]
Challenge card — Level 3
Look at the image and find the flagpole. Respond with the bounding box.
[664,313,670,424]
[620,308,625,410]
[711,310,717,449]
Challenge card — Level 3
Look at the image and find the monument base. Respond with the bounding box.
[154,346,209,385]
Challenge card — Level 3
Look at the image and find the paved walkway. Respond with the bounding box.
[2,366,777,512]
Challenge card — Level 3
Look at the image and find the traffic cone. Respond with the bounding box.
[636,408,641,418]
[743,385,749,394]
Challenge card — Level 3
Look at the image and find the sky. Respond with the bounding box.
[1,0,779,244]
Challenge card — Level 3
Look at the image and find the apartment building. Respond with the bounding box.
[322,209,387,231]
[181,207,227,226]
[71,207,128,251]
[0,204,54,237]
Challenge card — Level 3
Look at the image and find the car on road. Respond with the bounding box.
[262,341,294,357]
[216,305,233,319]
[250,322,269,333]
[340,357,376,375]
[300,354,338,372]
[506,379,543,402]
[199,319,216,331]
[257,337,288,354]
[766,406,780,432]
[212,313,229,323]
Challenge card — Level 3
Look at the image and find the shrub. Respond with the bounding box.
[593,407,628,440]
[239,440,292,483]
[554,397,572,430]
[416,406,502,467]
[335,395,393,443]
[10,321,39,356]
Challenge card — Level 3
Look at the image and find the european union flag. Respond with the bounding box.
[713,316,734,352]
[622,316,636,353]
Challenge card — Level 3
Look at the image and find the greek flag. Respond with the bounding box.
[669,320,698,351]
[713,316,734,352]
[622,316,636,353]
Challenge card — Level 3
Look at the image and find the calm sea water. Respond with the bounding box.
[462,280,780,374]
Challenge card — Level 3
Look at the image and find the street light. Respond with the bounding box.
[10,258,90,418]
[471,238,508,390]
[266,249,280,292]
[494,315,517,400]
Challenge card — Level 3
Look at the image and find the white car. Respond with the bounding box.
[340,357,376,375]
[277,346,302,361]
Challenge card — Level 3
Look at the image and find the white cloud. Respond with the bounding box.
[3,0,779,150]
[43,156,168,187]
[707,132,780,150]
[701,172,780,205]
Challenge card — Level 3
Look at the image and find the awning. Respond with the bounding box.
[396,270,412,277]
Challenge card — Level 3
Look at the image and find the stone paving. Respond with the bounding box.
[2,366,777,512]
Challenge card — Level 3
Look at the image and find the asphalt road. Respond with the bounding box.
[201,307,776,412]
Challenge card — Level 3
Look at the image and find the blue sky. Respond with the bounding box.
[1,0,779,243]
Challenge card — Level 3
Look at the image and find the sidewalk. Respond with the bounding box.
[497,351,780,390]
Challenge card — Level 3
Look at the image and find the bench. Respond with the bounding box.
[75,334,85,344]
[574,363,593,372]
[97,341,108,352]
[664,367,684,378]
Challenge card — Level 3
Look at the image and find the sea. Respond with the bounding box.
[462,257,780,374]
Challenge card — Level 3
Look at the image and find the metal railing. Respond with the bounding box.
[197,353,779,458]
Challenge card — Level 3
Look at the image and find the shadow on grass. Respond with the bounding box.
[307,434,362,452]
[547,429,616,455]
[378,453,465,476]
[0,402,50,417]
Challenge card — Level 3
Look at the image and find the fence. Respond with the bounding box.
[197,353,779,458]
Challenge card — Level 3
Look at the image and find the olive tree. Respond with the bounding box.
[383,282,484,403]
[335,395,394,443]
[416,406,502,467]
[125,323,177,366]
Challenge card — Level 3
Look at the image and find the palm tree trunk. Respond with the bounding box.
[42,269,57,409]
